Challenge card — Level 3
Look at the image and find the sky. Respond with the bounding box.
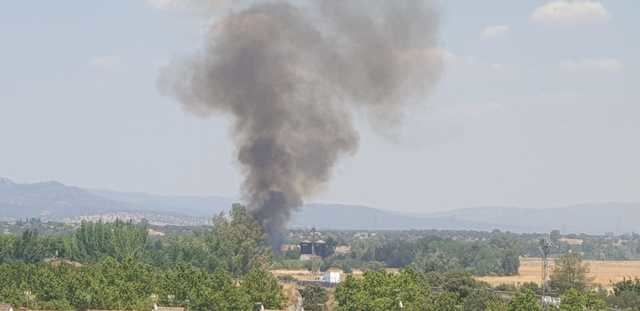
[1,0,638,213]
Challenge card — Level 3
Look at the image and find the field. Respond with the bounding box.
[478,258,640,289]
[271,269,320,281]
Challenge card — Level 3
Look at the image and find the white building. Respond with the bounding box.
[542,296,561,307]
[321,271,342,284]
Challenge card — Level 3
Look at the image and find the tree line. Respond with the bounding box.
[300,233,521,276]
[331,251,640,310]
[0,205,271,276]
[0,205,283,310]
[5,208,640,310]
[0,258,283,310]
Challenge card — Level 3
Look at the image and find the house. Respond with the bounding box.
[542,296,561,307]
[0,304,14,311]
[321,270,342,284]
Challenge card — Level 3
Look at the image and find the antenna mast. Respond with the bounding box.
[539,237,552,310]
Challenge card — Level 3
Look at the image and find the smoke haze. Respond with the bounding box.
[160,0,443,246]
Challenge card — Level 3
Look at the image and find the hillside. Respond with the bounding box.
[0,177,493,229]
[290,203,495,231]
[0,177,130,219]
[431,203,640,234]
[1,177,639,233]
[90,189,233,218]
[0,177,210,225]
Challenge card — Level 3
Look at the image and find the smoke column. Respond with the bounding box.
[161,0,443,247]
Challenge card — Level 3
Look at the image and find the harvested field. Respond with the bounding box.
[271,269,320,281]
[271,268,388,282]
[478,258,640,289]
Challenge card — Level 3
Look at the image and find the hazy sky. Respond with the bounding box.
[1,1,638,213]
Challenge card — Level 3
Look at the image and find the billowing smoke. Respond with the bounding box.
[161,0,443,247]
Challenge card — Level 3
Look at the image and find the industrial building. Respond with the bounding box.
[299,239,328,259]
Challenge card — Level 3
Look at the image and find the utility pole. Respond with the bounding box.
[25,291,35,310]
[539,238,551,310]
[311,228,315,256]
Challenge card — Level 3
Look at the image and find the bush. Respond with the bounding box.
[508,289,541,311]
[335,270,431,311]
[299,286,328,311]
[559,288,607,311]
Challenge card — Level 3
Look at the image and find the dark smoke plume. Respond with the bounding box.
[161,0,443,247]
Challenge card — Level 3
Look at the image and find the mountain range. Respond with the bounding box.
[1,177,639,234]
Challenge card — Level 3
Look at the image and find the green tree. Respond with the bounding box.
[0,235,17,263]
[157,264,211,308]
[559,288,607,311]
[609,291,640,310]
[209,269,253,310]
[584,291,607,310]
[486,299,509,311]
[72,220,148,262]
[462,289,502,311]
[500,250,520,276]
[425,272,482,300]
[336,269,431,311]
[81,257,155,310]
[14,230,46,263]
[508,289,541,311]
[300,286,328,311]
[559,289,587,311]
[206,204,271,276]
[432,292,459,310]
[412,251,461,274]
[520,282,540,295]
[242,268,284,310]
[609,278,640,310]
[549,253,593,294]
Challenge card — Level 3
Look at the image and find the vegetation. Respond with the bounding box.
[507,289,541,311]
[558,289,607,311]
[3,215,640,310]
[335,270,431,311]
[313,232,522,277]
[333,269,616,310]
[609,278,640,310]
[549,253,593,294]
[0,259,282,311]
[299,286,328,311]
[0,205,282,310]
[72,220,148,262]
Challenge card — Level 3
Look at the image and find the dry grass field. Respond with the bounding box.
[478,258,640,289]
[271,269,320,281]
[271,268,392,282]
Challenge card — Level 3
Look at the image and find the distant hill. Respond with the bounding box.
[1,177,639,233]
[290,203,494,231]
[0,177,222,225]
[89,189,233,218]
[429,203,640,234]
[0,177,130,219]
[291,203,640,233]
[0,177,489,229]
